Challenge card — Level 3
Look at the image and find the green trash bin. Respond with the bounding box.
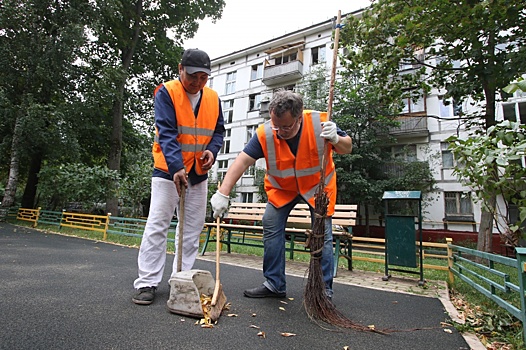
[382,191,424,286]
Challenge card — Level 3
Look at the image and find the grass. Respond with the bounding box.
[6,219,525,349]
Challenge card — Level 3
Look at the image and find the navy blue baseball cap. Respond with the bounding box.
[181,49,211,75]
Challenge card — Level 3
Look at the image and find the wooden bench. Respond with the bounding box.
[201,202,357,276]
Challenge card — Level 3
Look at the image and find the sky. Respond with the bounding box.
[184,0,373,59]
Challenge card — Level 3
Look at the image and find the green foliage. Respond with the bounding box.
[332,69,436,217]
[341,0,526,127]
[254,167,268,203]
[37,163,119,211]
[296,65,330,111]
[447,121,526,240]
[504,77,526,95]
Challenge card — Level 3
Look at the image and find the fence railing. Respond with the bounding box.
[5,207,178,243]
[349,236,449,272]
[447,238,526,341]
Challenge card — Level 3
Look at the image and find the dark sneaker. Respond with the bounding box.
[244,285,286,298]
[132,286,156,305]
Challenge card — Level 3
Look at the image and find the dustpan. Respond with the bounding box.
[167,185,227,321]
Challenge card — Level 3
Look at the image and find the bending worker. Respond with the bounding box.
[133,49,224,305]
[210,90,352,299]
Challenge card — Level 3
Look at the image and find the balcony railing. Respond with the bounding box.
[389,115,429,136]
[262,60,303,87]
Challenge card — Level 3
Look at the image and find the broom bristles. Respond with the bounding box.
[303,187,387,334]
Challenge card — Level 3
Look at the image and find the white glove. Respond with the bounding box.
[210,191,230,219]
[320,121,339,144]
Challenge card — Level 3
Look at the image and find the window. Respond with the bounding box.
[220,129,231,154]
[401,95,425,114]
[503,102,526,124]
[392,145,417,162]
[222,100,234,124]
[217,160,229,182]
[441,142,454,168]
[241,192,254,203]
[444,192,474,221]
[439,98,462,117]
[246,124,257,143]
[244,165,255,176]
[249,94,262,111]
[208,77,213,89]
[274,52,297,65]
[311,45,326,65]
[250,64,263,80]
[225,71,236,95]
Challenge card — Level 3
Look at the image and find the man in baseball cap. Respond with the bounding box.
[132,47,224,306]
[181,48,211,75]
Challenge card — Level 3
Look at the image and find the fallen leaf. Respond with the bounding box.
[251,313,257,317]
[249,325,260,329]
[280,332,296,337]
[227,314,238,317]
[279,307,286,311]
[180,319,185,322]
[288,298,294,301]
[257,331,266,338]
[201,324,214,328]
[367,325,375,330]
[343,347,350,350]
[443,328,453,334]
[280,300,288,304]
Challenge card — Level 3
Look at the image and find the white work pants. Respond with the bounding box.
[133,177,207,289]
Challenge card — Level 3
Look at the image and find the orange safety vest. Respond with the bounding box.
[257,110,337,215]
[152,80,219,176]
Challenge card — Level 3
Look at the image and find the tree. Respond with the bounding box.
[297,65,330,111]
[332,70,436,234]
[85,0,226,215]
[0,0,92,209]
[448,121,526,246]
[341,0,526,251]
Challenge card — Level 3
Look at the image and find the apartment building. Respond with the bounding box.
[207,12,526,234]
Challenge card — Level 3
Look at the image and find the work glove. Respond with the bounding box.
[210,190,230,219]
[320,121,339,144]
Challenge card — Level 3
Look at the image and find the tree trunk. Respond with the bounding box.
[21,151,43,209]
[106,95,124,216]
[1,116,22,208]
[477,194,496,252]
[105,0,143,217]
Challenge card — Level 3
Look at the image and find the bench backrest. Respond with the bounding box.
[227,202,356,227]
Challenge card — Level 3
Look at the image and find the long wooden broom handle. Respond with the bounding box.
[320,10,342,182]
[176,186,186,273]
[211,182,222,306]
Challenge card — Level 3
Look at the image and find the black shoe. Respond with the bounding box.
[132,286,156,305]
[244,285,286,298]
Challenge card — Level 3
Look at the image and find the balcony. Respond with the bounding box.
[262,60,303,87]
[389,115,429,138]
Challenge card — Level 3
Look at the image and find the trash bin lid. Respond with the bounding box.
[382,191,421,200]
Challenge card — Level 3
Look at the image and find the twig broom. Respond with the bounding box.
[302,11,385,334]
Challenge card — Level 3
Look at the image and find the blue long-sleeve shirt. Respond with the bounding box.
[152,84,225,185]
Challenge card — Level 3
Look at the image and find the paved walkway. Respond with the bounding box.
[1,223,484,350]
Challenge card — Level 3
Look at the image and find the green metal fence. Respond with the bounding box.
[448,243,526,341]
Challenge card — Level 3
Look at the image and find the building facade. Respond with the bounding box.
[207,12,526,234]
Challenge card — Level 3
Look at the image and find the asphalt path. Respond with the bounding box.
[0,223,470,350]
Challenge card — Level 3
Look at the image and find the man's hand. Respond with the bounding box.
[320,121,339,144]
[210,191,230,219]
[200,150,214,171]
[173,169,188,195]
